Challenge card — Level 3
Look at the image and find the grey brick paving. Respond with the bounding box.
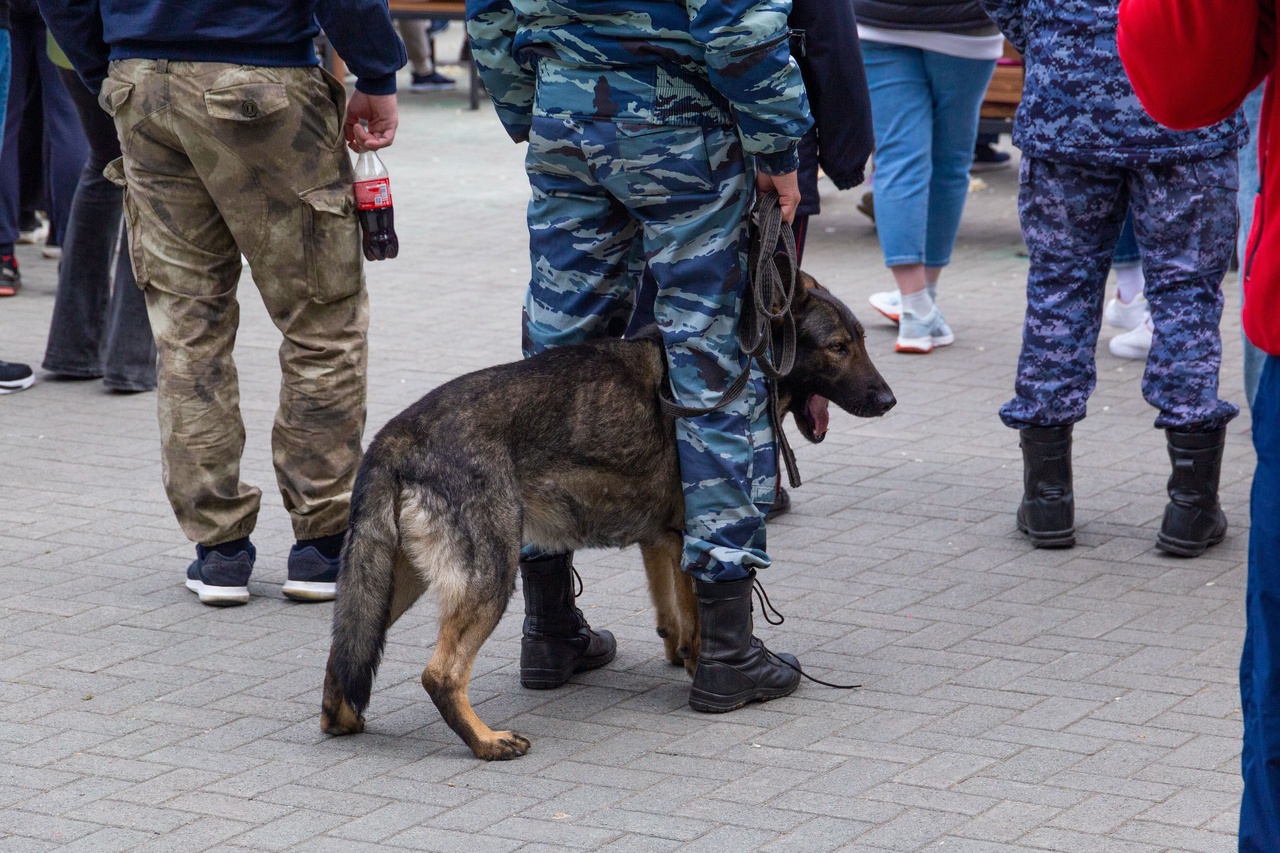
[0,40,1250,852]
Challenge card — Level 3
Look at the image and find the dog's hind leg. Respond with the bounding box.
[421,592,531,761]
[642,532,694,670]
[672,560,699,677]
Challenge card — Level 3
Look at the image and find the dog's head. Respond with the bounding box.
[775,272,896,443]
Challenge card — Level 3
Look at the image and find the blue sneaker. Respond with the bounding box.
[186,543,255,606]
[895,306,955,354]
[284,545,339,602]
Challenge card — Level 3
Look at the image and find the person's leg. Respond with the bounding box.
[396,18,431,75]
[0,14,36,290]
[1128,155,1239,556]
[1240,354,1280,852]
[1001,158,1127,546]
[43,65,124,379]
[108,60,261,590]
[102,225,157,391]
[1239,85,1267,409]
[35,42,87,248]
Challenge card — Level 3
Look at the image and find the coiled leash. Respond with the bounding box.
[658,190,804,489]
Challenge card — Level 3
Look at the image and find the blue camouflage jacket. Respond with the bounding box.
[978,0,1245,165]
[465,0,813,174]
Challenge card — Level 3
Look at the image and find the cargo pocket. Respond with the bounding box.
[299,181,363,304]
[104,157,149,288]
[98,78,134,117]
[204,83,289,122]
[617,124,714,197]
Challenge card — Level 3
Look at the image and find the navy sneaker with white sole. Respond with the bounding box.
[284,545,339,602]
[186,543,255,606]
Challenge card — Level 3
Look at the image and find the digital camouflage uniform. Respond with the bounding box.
[467,0,812,582]
[980,0,1244,432]
[101,60,369,546]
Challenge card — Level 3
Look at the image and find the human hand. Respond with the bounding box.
[757,170,801,223]
[344,91,399,152]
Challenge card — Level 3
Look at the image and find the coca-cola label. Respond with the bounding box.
[355,178,392,210]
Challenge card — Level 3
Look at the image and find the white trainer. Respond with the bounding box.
[896,307,955,354]
[1103,293,1148,330]
[868,289,900,323]
[1109,312,1153,359]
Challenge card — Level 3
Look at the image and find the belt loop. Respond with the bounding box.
[155,59,169,74]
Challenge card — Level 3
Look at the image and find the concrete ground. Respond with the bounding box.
[0,55,1254,852]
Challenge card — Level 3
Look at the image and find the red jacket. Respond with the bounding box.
[1118,0,1279,356]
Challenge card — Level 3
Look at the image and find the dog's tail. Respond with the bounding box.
[322,455,402,735]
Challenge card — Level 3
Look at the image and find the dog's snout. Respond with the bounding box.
[873,387,896,415]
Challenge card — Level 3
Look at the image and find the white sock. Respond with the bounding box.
[901,289,933,318]
[1115,264,1145,304]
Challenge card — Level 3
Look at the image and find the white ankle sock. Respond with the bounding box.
[901,289,933,318]
[1115,264,1145,304]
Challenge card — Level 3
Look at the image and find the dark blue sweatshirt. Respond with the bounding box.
[37,0,406,95]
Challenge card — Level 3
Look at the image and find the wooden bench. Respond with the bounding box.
[323,0,483,109]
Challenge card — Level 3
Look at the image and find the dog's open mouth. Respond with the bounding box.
[795,394,830,442]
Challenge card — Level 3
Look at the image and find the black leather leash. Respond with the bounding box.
[658,191,803,488]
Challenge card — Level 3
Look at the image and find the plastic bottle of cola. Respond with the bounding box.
[353,150,399,261]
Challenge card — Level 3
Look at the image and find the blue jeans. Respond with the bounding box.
[1241,354,1280,852]
[861,40,995,269]
[1114,211,1139,267]
[1239,86,1267,409]
[0,7,87,247]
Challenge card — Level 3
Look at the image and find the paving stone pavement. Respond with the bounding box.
[0,65,1255,852]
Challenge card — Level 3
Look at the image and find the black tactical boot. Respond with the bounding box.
[1016,424,1076,548]
[519,553,616,689]
[689,572,800,713]
[1157,428,1228,557]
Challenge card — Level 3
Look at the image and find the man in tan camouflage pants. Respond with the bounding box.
[41,0,406,606]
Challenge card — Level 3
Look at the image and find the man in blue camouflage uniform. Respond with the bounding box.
[467,0,814,711]
[981,0,1243,556]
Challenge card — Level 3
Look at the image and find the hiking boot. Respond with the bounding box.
[1109,313,1153,360]
[1104,293,1149,330]
[689,572,800,713]
[284,544,339,602]
[0,254,19,297]
[0,360,34,394]
[1017,425,1076,548]
[186,542,255,606]
[895,306,954,354]
[1157,428,1228,557]
[520,553,616,689]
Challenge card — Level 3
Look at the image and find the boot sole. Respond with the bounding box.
[689,681,799,714]
[520,647,617,690]
[1156,530,1226,558]
[1016,517,1076,549]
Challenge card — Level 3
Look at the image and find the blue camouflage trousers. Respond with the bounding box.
[1000,153,1240,432]
[522,108,775,583]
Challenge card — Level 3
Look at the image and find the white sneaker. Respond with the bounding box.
[869,290,900,323]
[1109,313,1153,359]
[1104,293,1148,330]
[896,306,955,354]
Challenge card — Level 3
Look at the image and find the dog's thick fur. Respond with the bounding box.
[321,274,896,759]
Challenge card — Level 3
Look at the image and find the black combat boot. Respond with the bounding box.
[519,553,616,689]
[689,572,800,713]
[1157,428,1228,557]
[1016,424,1076,548]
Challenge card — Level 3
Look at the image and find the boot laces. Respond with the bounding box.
[753,577,861,690]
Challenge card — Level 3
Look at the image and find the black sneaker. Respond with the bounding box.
[186,542,255,606]
[0,360,34,394]
[283,545,339,601]
[1,254,19,296]
[409,71,457,92]
[971,143,1012,173]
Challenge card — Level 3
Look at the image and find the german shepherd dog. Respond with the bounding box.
[321,273,896,760]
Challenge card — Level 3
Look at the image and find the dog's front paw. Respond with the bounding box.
[320,704,365,736]
[472,730,531,761]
